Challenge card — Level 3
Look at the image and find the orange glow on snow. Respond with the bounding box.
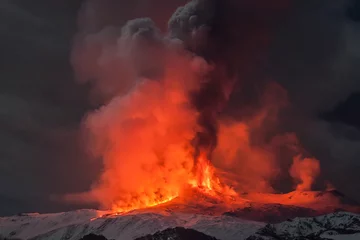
[111,193,179,213]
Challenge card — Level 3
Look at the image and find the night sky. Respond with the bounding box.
[0,0,360,216]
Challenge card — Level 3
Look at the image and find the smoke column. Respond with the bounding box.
[67,0,325,211]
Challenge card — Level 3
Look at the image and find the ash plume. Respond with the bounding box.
[68,2,217,209]
[66,0,351,210]
[0,0,358,216]
[168,0,224,161]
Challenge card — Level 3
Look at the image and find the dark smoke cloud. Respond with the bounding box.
[168,0,221,158]
[167,0,360,199]
[168,0,216,54]
[69,0,298,207]
[71,0,188,104]
[168,0,290,160]
[76,0,189,33]
[1,0,360,216]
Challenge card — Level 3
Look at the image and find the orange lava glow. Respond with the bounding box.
[111,193,179,213]
[290,155,321,191]
[189,154,218,192]
[69,35,325,214]
[67,52,244,214]
[189,152,236,197]
[108,152,237,214]
[71,73,324,214]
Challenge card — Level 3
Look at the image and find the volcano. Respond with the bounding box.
[2,0,359,239]
[66,0,331,217]
[124,188,360,223]
[1,189,360,240]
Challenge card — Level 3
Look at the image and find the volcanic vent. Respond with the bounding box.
[65,0,359,219]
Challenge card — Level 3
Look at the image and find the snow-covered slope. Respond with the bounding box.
[135,227,219,240]
[0,210,263,240]
[249,211,360,240]
[0,210,107,239]
[1,210,360,240]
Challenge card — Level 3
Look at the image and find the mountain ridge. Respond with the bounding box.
[1,190,360,240]
[1,209,360,240]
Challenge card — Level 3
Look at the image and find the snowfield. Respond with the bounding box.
[0,210,263,240]
[0,209,360,240]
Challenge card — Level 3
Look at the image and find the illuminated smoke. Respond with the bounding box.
[290,155,321,191]
[68,2,222,210]
[67,0,325,212]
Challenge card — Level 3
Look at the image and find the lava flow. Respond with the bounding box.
[110,152,237,214]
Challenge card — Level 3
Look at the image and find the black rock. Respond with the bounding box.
[79,234,109,240]
[135,227,219,240]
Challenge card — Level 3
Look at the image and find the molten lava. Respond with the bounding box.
[189,153,236,198]
[111,193,179,213]
[109,152,237,214]
[190,154,219,193]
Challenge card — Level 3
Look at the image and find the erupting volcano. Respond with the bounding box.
[2,1,360,240]
[65,0,360,221]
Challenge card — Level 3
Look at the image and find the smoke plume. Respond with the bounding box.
[3,0,359,217]
[68,0,332,211]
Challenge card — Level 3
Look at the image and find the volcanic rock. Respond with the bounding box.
[135,227,219,240]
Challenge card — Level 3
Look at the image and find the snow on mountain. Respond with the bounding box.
[0,209,107,239]
[0,210,263,240]
[249,211,360,240]
[0,208,360,240]
[135,227,219,240]
[322,233,360,240]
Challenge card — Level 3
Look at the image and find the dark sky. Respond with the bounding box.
[0,0,94,215]
[269,0,360,199]
[0,0,360,216]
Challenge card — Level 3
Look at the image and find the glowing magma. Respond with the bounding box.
[79,69,322,213]
[70,26,322,214]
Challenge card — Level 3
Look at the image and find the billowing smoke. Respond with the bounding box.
[2,0,359,217]
[67,0,328,211]
[68,0,221,210]
[290,155,320,191]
